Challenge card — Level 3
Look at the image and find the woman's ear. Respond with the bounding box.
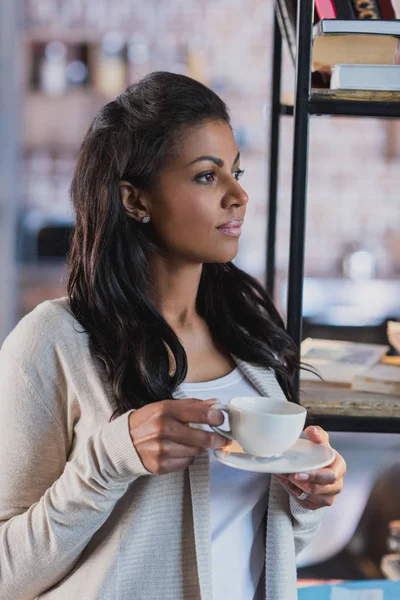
[119,181,150,222]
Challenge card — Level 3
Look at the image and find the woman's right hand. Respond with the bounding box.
[128,398,229,474]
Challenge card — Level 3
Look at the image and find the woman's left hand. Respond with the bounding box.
[274,426,346,510]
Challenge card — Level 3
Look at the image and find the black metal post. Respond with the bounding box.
[286,0,313,390]
[265,9,283,298]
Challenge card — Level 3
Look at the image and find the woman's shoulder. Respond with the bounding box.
[1,297,88,367]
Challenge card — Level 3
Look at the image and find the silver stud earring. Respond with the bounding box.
[142,216,151,224]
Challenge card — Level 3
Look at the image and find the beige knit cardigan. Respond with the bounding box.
[0,298,326,600]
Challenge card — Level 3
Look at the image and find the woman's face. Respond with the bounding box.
[146,120,248,264]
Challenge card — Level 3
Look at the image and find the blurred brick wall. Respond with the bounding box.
[22,0,400,285]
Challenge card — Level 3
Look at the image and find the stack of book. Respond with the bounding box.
[300,333,400,396]
[316,19,400,92]
[276,0,400,92]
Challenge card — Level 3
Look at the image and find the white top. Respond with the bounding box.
[180,367,271,600]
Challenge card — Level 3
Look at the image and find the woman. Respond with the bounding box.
[0,72,345,600]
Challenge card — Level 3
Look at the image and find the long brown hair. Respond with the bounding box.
[68,71,301,417]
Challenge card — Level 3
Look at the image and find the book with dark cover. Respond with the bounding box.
[334,0,357,18]
[351,0,382,18]
[377,0,396,19]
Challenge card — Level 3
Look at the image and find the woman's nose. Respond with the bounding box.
[223,179,249,207]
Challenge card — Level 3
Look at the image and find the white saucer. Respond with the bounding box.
[214,439,336,474]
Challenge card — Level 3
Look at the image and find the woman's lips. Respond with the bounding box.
[216,219,244,237]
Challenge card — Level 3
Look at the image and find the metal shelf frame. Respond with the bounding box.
[265,1,400,433]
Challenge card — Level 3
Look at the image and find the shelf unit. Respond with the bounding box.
[266,1,400,433]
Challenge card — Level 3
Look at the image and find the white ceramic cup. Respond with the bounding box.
[211,396,307,457]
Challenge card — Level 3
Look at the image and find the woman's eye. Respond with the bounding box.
[195,172,216,184]
[195,168,245,185]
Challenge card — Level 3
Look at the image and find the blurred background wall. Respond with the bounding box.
[1,0,400,342]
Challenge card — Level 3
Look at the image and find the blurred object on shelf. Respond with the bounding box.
[279,274,400,348]
[127,34,151,83]
[66,59,88,89]
[281,278,400,329]
[95,31,127,97]
[381,520,400,580]
[30,40,90,94]
[40,41,67,95]
[22,149,75,213]
[352,359,400,396]
[37,224,73,260]
[340,229,398,283]
[17,209,73,319]
[342,248,377,281]
[18,209,74,264]
[186,35,208,84]
[300,337,388,384]
[388,321,400,353]
[341,241,370,282]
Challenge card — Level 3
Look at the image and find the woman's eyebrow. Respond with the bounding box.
[185,151,240,169]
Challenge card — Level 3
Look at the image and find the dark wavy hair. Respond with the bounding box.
[67,71,301,418]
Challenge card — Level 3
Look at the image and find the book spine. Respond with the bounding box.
[350,0,382,18]
[315,0,337,19]
[334,0,357,19]
[376,0,396,19]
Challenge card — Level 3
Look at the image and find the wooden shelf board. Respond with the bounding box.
[301,381,400,419]
[309,89,400,117]
[281,89,400,118]
[311,88,400,103]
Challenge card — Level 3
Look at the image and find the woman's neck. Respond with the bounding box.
[148,254,203,328]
